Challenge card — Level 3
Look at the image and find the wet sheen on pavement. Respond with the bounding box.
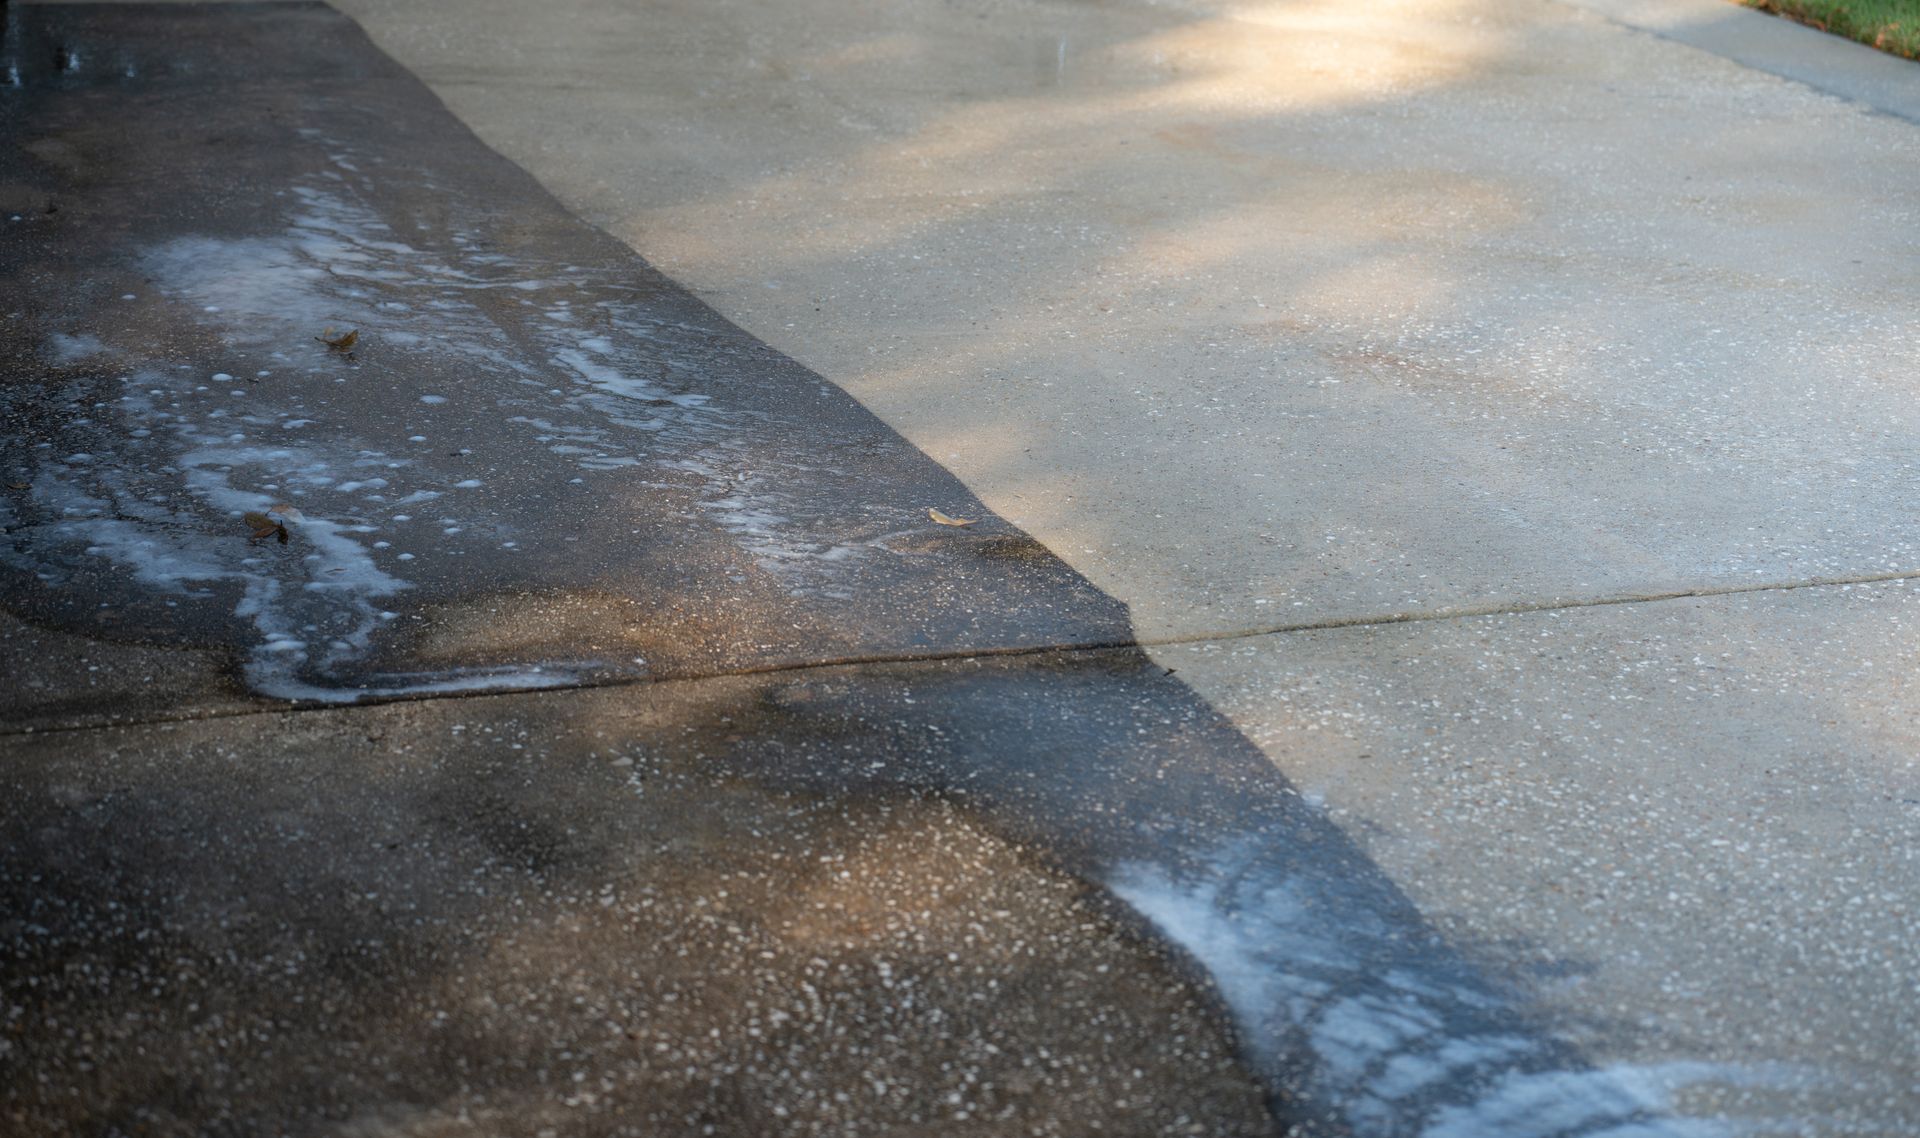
[0,1,1124,717]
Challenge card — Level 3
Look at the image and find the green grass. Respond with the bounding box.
[1741,0,1920,61]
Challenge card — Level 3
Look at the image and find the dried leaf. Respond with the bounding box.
[928,507,976,527]
[267,502,302,520]
[6,482,28,491]
[242,511,289,544]
[316,327,359,352]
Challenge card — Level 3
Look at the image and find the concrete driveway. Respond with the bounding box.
[4,0,1918,1134]
[331,0,1920,1125]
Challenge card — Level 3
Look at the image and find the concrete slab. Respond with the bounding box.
[0,672,1283,1137]
[1157,579,1920,1132]
[300,0,1920,1132]
[7,2,1919,1135]
[2,11,1745,1135]
[8,635,1803,1136]
[0,1,1125,728]
[327,0,1920,641]
[1555,0,1920,124]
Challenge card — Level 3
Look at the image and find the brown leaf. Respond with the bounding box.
[928,508,976,527]
[242,511,288,543]
[316,327,359,352]
[267,502,302,520]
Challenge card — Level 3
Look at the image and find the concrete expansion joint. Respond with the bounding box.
[11,566,1917,741]
[1141,565,1920,648]
[0,637,1138,741]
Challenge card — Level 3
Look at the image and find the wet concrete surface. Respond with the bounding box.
[6,647,1748,1137]
[6,3,1918,1136]
[1,674,1283,1138]
[0,6,1682,1136]
[0,1,1125,721]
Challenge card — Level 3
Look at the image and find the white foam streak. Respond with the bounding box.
[1109,854,1813,1137]
[7,155,876,699]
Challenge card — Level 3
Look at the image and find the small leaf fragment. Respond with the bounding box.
[267,502,302,520]
[316,327,359,352]
[242,511,289,543]
[928,507,976,527]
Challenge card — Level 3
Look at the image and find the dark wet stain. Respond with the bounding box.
[0,680,1286,1138]
[0,646,1687,1137]
[0,1,1127,713]
[971,533,1056,562]
[880,529,1055,563]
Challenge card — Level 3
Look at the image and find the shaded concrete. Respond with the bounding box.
[1555,0,1920,123]
[0,676,1281,1138]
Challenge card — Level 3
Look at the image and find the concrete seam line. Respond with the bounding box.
[1136,566,1920,648]
[0,639,1139,740]
[9,567,1919,741]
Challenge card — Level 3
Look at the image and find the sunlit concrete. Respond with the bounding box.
[1159,579,1920,1129]
[332,0,1920,638]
